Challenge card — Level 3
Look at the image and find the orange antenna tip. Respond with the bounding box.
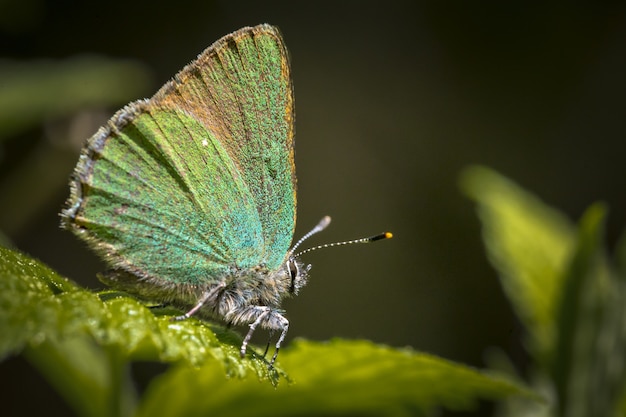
[368,232,393,242]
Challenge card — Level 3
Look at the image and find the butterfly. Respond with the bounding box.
[61,24,391,367]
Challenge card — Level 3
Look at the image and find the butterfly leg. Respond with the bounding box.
[170,282,226,321]
[240,307,271,357]
[269,319,289,367]
[263,330,275,357]
[238,306,289,368]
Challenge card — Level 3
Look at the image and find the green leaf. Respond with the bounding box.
[1,246,541,416]
[552,205,626,417]
[462,167,626,416]
[0,243,78,358]
[0,245,282,417]
[138,339,539,417]
[25,337,138,417]
[0,246,277,377]
[551,204,606,415]
[614,235,626,416]
[460,166,575,360]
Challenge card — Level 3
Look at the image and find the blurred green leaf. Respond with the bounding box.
[460,166,575,360]
[0,245,540,417]
[25,336,138,417]
[138,339,539,417]
[552,205,626,417]
[463,167,626,417]
[614,235,626,417]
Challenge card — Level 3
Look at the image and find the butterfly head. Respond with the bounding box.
[286,256,311,294]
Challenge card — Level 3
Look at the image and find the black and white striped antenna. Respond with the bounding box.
[289,216,392,258]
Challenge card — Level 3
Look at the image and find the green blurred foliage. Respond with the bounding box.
[462,166,626,417]
[0,57,152,141]
[0,245,534,417]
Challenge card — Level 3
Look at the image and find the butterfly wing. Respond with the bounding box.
[158,25,296,270]
[61,25,296,285]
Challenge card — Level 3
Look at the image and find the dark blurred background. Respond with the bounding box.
[2,1,626,415]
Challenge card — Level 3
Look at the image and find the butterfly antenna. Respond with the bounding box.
[293,225,392,258]
[289,215,332,256]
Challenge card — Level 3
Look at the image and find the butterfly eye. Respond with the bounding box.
[288,258,299,293]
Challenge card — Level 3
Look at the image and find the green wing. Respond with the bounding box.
[62,25,296,285]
